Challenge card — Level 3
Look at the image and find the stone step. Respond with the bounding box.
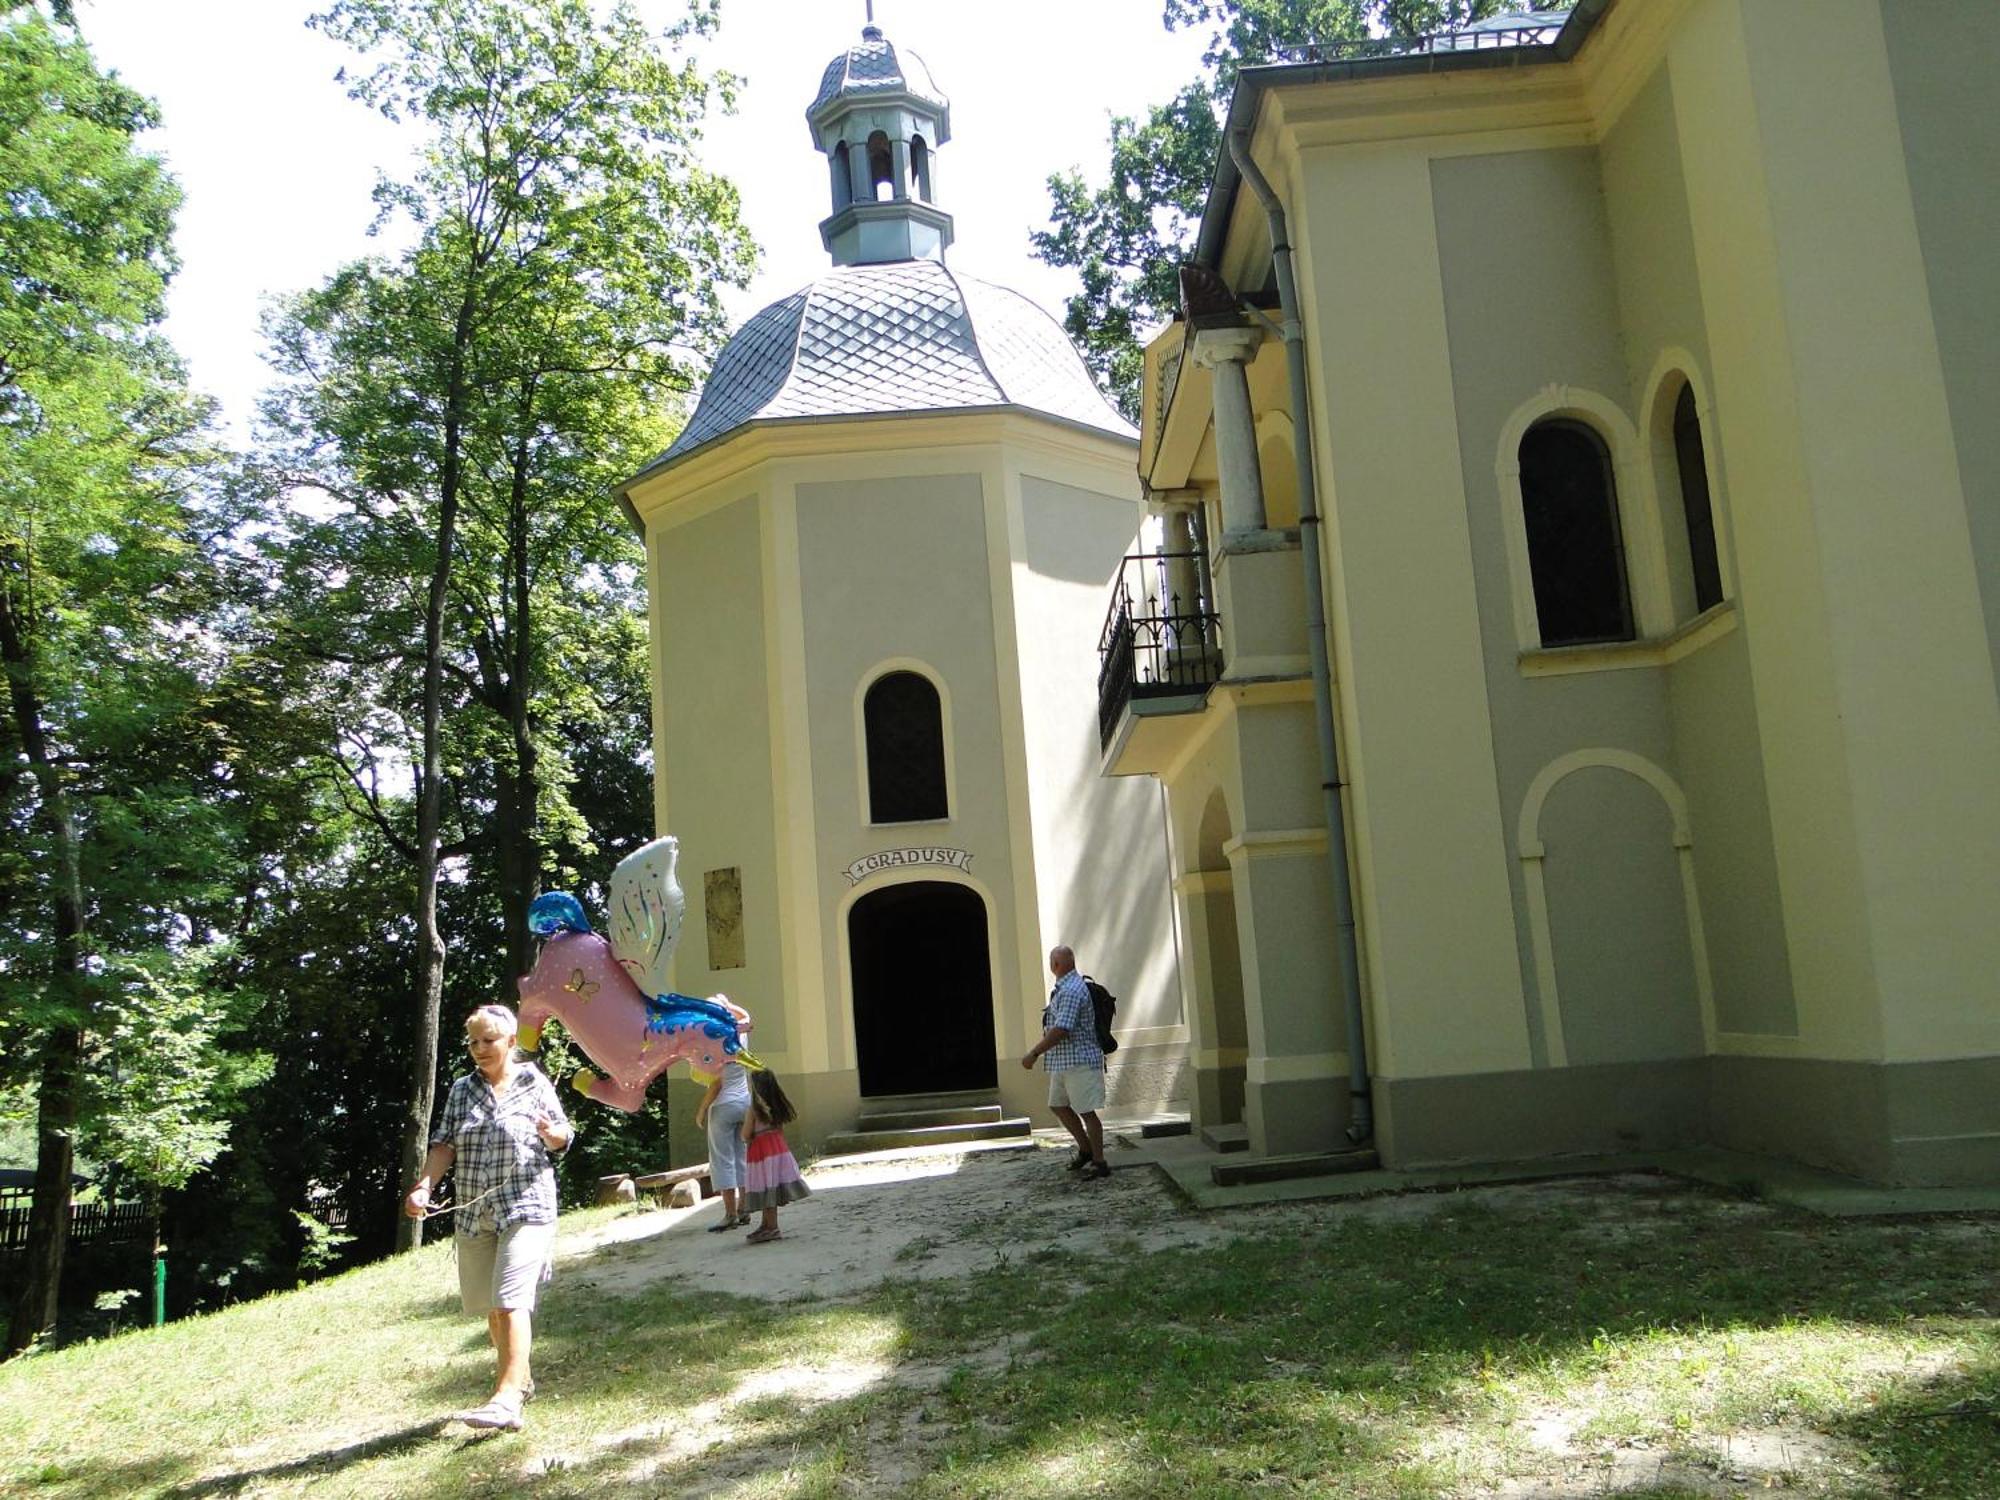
[1139,1117,1193,1139]
[1211,1148,1382,1188]
[821,1116,1033,1156]
[857,1104,1004,1131]
[858,1088,1001,1116]
[1200,1122,1252,1154]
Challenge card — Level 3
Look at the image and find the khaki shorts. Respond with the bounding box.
[456,1220,556,1315]
[1048,1065,1106,1114]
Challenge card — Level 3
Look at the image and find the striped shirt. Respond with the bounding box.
[1040,969,1105,1074]
[430,1064,570,1236]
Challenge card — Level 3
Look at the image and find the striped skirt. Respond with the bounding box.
[742,1128,811,1211]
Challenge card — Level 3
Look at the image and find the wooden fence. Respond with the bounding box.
[0,1197,151,1254]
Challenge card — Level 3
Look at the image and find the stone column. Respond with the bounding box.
[890,138,911,200]
[1192,326,1267,536]
[848,142,874,205]
[828,152,851,210]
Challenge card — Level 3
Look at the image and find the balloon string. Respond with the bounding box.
[422,1186,500,1221]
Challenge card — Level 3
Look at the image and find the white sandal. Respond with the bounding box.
[458,1396,525,1431]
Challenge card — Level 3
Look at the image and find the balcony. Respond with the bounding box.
[1097,550,1224,773]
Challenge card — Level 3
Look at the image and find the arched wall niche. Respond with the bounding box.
[1515,749,1715,1069]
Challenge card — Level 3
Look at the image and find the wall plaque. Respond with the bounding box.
[842,846,973,887]
[704,866,745,970]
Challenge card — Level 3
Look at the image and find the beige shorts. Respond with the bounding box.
[456,1220,556,1315]
[1048,1065,1106,1114]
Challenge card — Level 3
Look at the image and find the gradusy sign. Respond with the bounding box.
[843,846,974,886]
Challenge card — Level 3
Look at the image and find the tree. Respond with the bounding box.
[0,5,192,1354]
[1033,0,1510,415]
[265,0,751,1251]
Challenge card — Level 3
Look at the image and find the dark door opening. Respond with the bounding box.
[848,881,996,1097]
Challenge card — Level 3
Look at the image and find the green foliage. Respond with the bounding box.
[0,8,178,396]
[1032,0,1512,414]
[224,0,751,1272]
[0,3,281,1352]
[82,953,273,1196]
[290,1210,356,1277]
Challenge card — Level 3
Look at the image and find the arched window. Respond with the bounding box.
[1672,384,1723,613]
[864,671,947,823]
[1519,419,1635,646]
[911,135,931,201]
[866,131,894,202]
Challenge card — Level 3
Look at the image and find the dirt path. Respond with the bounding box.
[559,1134,1250,1302]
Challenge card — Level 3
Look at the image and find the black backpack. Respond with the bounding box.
[1081,976,1119,1055]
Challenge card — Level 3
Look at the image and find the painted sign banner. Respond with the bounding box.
[843,846,974,886]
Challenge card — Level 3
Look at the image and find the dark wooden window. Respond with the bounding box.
[1520,419,1635,646]
[1673,384,1724,613]
[865,671,947,823]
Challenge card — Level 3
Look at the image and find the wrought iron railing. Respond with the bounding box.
[1262,14,1567,68]
[1097,550,1224,752]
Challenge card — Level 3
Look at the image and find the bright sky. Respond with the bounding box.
[82,0,1211,437]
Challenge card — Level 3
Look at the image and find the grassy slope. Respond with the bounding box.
[2,1186,1997,1498]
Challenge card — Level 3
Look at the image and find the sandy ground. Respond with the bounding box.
[557,1132,1260,1303]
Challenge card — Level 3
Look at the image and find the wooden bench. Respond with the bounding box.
[632,1164,713,1205]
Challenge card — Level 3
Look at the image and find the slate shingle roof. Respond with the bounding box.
[807,28,949,124]
[652,260,1135,470]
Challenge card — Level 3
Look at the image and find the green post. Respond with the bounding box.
[152,1243,167,1329]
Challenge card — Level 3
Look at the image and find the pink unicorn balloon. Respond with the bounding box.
[516,836,756,1112]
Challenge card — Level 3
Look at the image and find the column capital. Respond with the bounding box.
[1190,324,1265,370]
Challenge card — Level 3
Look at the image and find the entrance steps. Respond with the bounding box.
[821,1091,1034,1157]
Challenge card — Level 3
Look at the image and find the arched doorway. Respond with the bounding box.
[848,881,996,1097]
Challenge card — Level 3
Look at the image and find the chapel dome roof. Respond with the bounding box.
[807,25,950,134]
[646,259,1136,471]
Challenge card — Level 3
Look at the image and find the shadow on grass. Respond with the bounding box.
[329,1177,1998,1499]
[162,1418,454,1497]
[87,1176,1997,1499]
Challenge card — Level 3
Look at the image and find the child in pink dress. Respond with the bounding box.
[740,1069,810,1244]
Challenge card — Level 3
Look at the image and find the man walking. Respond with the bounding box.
[1022,944,1110,1180]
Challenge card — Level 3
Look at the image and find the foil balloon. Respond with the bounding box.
[517,835,757,1112]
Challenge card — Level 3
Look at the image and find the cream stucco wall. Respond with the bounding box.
[1879,2,2000,705]
[631,414,1185,1149]
[1673,0,2000,1067]
[1287,141,1531,1085]
[1011,470,1186,1100]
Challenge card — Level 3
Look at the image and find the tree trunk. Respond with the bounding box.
[0,557,90,1356]
[498,419,539,986]
[393,297,475,1255]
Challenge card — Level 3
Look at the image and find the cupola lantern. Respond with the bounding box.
[807,23,954,266]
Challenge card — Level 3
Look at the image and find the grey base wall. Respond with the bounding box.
[1377,1053,2000,1188]
[1709,1053,2000,1187]
[1192,1062,1247,1131]
[1376,1059,1709,1167]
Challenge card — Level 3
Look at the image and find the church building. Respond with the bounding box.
[1114,0,2000,1185]
[617,24,1187,1151]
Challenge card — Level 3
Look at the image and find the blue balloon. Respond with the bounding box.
[528,891,592,936]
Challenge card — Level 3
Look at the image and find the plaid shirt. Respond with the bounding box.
[430,1064,570,1236]
[1040,969,1105,1073]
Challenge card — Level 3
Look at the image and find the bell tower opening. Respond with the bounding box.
[808,21,955,265]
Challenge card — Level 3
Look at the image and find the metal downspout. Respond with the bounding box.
[1227,130,1374,1144]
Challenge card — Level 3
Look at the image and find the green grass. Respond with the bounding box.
[2,1183,1996,1498]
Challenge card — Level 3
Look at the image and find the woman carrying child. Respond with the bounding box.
[739,1070,811,1244]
